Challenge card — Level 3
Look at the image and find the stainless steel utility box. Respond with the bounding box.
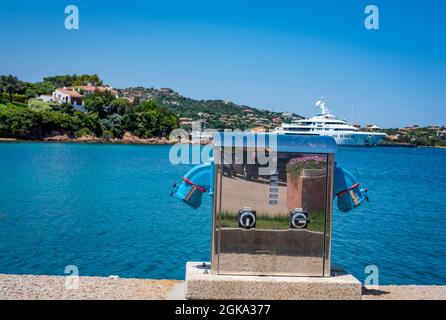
[211,133,337,277]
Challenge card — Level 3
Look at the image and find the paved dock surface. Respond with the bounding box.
[362,285,446,300]
[0,274,444,300]
[0,274,182,300]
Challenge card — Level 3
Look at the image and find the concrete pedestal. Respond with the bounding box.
[185,262,362,300]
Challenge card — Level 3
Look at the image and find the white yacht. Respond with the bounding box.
[274,100,387,147]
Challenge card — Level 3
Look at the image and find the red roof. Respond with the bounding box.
[78,86,118,95]
[55,85,118,97]
[55,88,83,98]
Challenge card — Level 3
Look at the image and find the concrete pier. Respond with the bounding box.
[185,262,362,300]
[0,273,444,300]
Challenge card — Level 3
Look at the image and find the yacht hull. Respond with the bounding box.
[332,133,386,147]
[280,132,386,147]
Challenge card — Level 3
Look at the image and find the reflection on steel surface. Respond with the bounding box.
[212,149,334,277]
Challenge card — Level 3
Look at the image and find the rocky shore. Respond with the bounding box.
[0,274,444,300]
[1,136,444,148]
[0,133,211,145]
[44,132,176,145]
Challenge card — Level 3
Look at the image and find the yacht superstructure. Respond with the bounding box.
[274,100,387,147]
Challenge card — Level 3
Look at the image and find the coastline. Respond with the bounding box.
[0,135,177,145]
[0,133,215,145]
[1,137,445,148]
[47,134,177,145]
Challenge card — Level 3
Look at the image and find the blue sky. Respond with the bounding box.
[0,0,445,127]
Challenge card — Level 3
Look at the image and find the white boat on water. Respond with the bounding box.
[274,100,387,147]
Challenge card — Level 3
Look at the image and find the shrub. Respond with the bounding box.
[0,93,10,104]
[74,128,93,138]
[12,94,27,103]
[101,130,114,140]
[27,99,52,112]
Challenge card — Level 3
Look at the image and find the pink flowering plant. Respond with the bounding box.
[286,155,326,177]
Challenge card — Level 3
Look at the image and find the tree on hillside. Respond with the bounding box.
[25,81,57,98]
[72,74,103,86]
[107,98,131,115]
[100,114,124,138]
[135,100,159,112]
[119,100,178,138]
[43,74,103,88]
[83,90,116,118]
[0,75,27,97]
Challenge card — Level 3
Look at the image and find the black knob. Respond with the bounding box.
[238,210,256,229]
[290,211,308,229]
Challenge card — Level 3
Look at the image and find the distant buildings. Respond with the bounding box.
[158,88,175,96]
[197,112,210,118]
[366,124,381,131]
[386,134,400,141]
[119,87,178,102]
[437,129,446,137]
[250,126,267,133]
[402,125,420,132]
[242,109,254,117]
[179,117,193,126]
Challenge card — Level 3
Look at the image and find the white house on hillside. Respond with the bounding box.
[52,88,84,106]
[52,85,119,107]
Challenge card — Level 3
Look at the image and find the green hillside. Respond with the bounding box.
[119,87,301,130]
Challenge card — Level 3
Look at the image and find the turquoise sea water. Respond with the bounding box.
[0,142,445,284]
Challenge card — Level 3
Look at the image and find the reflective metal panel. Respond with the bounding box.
[212,147,333,277]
